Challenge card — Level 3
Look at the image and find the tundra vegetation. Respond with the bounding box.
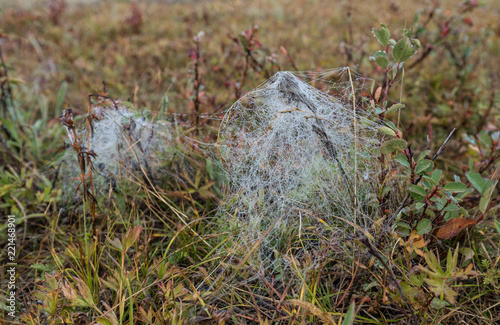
[0,0,499,324]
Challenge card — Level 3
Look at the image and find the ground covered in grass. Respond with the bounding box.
[0,0,499,324]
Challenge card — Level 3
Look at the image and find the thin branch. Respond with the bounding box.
[361,236,418,324]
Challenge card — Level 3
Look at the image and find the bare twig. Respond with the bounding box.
[279,45,298,71]
[193,39,201,125]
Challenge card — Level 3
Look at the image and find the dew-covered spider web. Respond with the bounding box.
[55,100,176,202]
[213,68,392,285]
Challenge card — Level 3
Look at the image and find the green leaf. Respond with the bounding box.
[415,202,425,210]
[363,281,379,291]
[417,218,432,235]
[468,156,475,172]
[388,68,397,80]
[410,273,425,287]
[485,180,495,191]
[238,34,249,51]
[396,221,411,236]
[430,297,451,309]
[394,154,410,168]
[431,169,443,183]
[415,159,433,174]
[403,28,414,38]
[386,120,396,129]
[371,51,389,69]
[373,50,386,58]
[409,184,427,201]
[109,238,123,251]
[422,177,437,189]
[445,246,459,276]
[443,203,460,212]
[372,25,390,46]
[479,180,497,213]
[95,317,115,325]
[341,302,356,325]
[423,249,442,275]
[392,38,417,62]
[433,196,447,207]
[414,12,420,23]
[386,103,405,114]
[495,220,500,234]
[381,138,407,154]
[443,182,467,193]
[417,150,431,163]
[379,126,396,137]
[460,247,475,261]
[458,207,469,217]
[478,132,492,147]
[412,39,421,49]
[375,56,389,69]
[30,263,52,272]
[55,82,68,112]
[465,172,487,194]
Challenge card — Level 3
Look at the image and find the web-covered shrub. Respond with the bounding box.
[217,70,386,275]
[56,99,175,202]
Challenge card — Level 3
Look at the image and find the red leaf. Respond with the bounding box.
[436,218,476,240]
[280,45,289,56]
[439,26,450,38]
[188,51,197,60]
[374,87,382,102]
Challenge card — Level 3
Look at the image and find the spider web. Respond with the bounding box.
[55,101,175,202]
[213,68,391,285]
